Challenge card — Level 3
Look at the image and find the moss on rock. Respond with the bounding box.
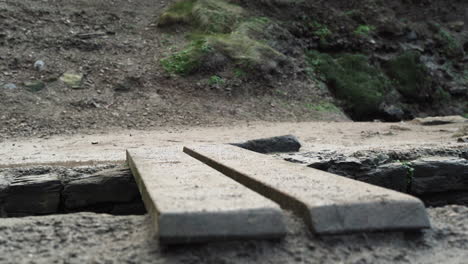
[306,51,389,119]
[385,51,431,100]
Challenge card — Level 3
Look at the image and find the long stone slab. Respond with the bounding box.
[126,147,286,244]
[184,145,431,234]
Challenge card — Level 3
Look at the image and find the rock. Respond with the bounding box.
[412,116,468,126]
[448,21,465,32]
[62,168,141,210]
[406,31,418,41]
[2,83,16,90]
[448,85,468,96]
[356,163,409,193]
[23,80,45,92]
[410,157,468,195]
[231,135,301,154]
[114,76,141,92]
[33,60,45,71]
[458,137,468,143]
[60,71,83,89]
[421,191,468,207]
[3,173,62,216]
[380,103,405,121]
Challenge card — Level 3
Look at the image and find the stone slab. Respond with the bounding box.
[126,147,286,244]
[184,145,431,234]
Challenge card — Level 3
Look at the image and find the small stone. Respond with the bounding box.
[33,60,45,71]
[24,80,46,92]
[60,71,84,89]
[3,83,17,89]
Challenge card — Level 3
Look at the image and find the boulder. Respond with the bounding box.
[62,168,140,210]
[356,163,409,193]
[231,135,301,154]
[411,157,468,194]
[411,115,467,126]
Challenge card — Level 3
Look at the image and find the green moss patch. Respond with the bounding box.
[306,51,389,119]
[385,51,431,100]
[435,27,463,58]
[160,40,213,75]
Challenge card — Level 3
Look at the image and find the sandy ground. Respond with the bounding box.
[0,121,465,167]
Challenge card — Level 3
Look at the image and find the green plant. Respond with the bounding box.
[233,68,247,78]
[308,21,332,39]
[208,75,225,85]
[385,51,431,100]
[354,25,374,36]
[400,161,415,193]
[436,27,463,57]
[160,40,212,75]
[306,51,389,119]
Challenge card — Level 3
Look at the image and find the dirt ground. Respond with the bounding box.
[0,0,345,141]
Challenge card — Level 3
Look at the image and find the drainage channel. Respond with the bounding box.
[0,146,467,218]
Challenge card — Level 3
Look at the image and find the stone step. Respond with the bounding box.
[126,147,286,245]
[184,145,431,234]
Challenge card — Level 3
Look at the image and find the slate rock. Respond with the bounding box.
[356,163,409,192]
[412,115,467,126]
[411,157,468,194]
[421,191,468,207]
[3,173,62,216]
[62,168,140,210]
[231,135,301,154]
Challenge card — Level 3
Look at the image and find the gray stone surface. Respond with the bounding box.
[3,173,62,216]
[184,145,431,234]
[231,135,301,154]
[411,157,468,194]
[126,147,286,244]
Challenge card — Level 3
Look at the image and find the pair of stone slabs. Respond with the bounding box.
[127,145,431,245]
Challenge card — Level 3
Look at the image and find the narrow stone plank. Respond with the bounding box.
[126,147,286,244]
[184,145,431,234]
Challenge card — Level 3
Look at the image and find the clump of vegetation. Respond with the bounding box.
[158,0,244,33]
[207,33,286,72]
[354,25,374,36]
[308,21,332,39]
[208,75,225,85]
[306,51,390,119]
[435,27,464,58]
[158,0,287,76]
[157,0,196,27]
[385,51,432,100]
[160,39,213,75]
